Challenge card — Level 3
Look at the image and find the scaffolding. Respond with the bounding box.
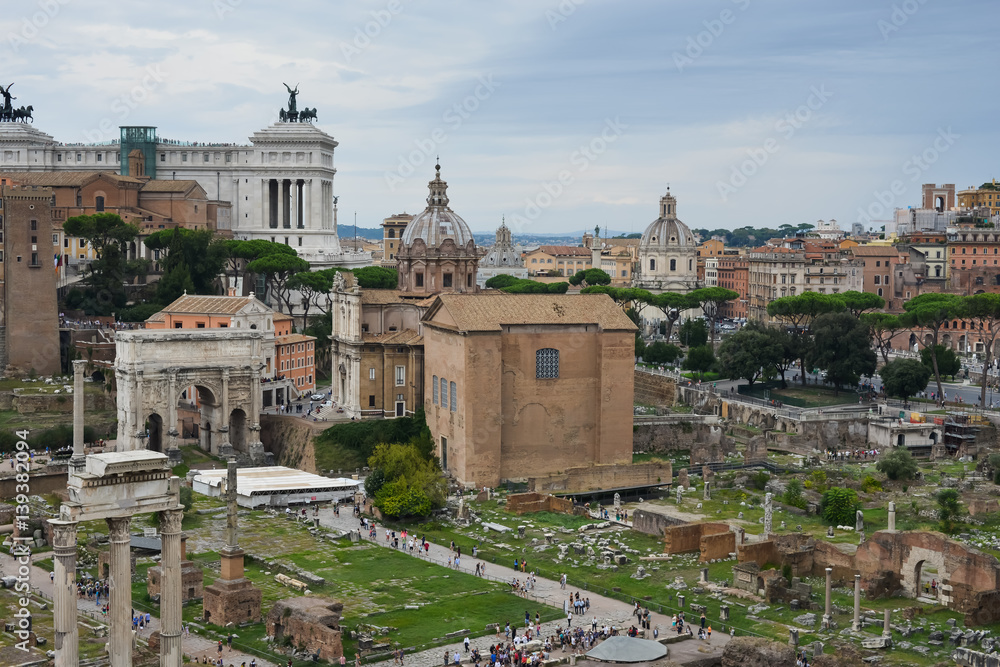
[119,126,158,179]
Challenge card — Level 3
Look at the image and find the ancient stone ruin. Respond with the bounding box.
[266,596,344,661]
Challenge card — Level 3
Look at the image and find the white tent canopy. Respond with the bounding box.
[192,466,362,508]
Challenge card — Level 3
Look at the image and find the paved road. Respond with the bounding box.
[314,507,730,667]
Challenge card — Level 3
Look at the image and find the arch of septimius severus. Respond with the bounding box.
[114,328,267,464]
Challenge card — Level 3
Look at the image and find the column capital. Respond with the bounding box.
[72,359,87,373]
[50,520,78,550]
[106,515,131,543]
[160,508,184,535]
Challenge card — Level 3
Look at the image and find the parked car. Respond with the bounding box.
[310,393,326,401]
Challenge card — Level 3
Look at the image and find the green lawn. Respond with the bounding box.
[742,383,862,408]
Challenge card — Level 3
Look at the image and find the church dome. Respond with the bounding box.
[640,189,696,250]
[401,162,475,249]
[481,218,523,268]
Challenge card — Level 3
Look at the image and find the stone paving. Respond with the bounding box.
[313,507,731,666]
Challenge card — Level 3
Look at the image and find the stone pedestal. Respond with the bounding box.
[51,520,78,667]
[852,574,861,632]
[202,547,263,626]
[159,509,184,667]
[888,502,896,531]
[822,567,833,630]
[107,516,133,667]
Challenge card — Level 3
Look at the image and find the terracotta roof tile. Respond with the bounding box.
[141,180,202,194]
[427,293,637,332]
[156,294,266,315]
[0,171,144,187]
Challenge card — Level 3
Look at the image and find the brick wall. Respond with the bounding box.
[633,370,676,406]
[506,492,575,515]
[632,507,686,536]
[701,531,736,561]
[528,461,672,493]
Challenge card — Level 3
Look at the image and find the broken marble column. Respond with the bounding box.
[882,609,891,638]
[71,360,87,466]
[853,574,861,631]
[789,628,799,648]
[822,567,833,630]
[52,520,79,667]
[704,482,711,500]
[856,510,865,543]
[720,605,730,621]
[614,492,621,509]
[107,515,133,667]
[700,567,709,583]
[676,485,683,504]
[888,501,896,531]
[764,492,773,534]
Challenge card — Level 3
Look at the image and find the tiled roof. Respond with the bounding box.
[535,245,593,257]
[0,171,144,187]
[276,333,316,345]
[360,290,406,305]
[273,312,293,321]
[141,180,201,194]
[156,294,264,315]
[850,245,905,256]
[426,293,637,332]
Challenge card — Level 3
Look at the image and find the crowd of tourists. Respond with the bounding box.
[825,448,880,461]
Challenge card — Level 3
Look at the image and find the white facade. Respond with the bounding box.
[635,189,699,293]
[813,219,845,240]
[0,121,371,269]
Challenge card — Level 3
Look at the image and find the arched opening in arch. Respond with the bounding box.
[91,369,105,385]
[194,384,219,454]
[146,413,163,452]
[229,409,247,453]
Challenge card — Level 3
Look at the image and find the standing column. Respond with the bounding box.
[52,520,78,667]
[133,372,144,449]
[220,370,231,449]
[166,371,179,453]
[823,567,833,629]
[852,574,861,631]
[887,501,896,531]
[261,178,269,229]
[159,509,184,667]
[882,608,891,638]
[71,360,87,463]
[106,516,133,667]
[304,179,313,230]
[282,179,290,228]
[290,179,298,230]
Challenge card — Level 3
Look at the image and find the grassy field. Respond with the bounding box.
[742,383,862,408]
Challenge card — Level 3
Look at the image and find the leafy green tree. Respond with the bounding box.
[807,311,876,393]
[580,286,652,315]
[568,268,611,287]
[144,228,228,302]
[879,358,932,402]
[861,312,905,365]
[820,487,860,526]
[288,270,335,323]
[936,488,962,533]
[179,486,194,512]
[644,341,681,365]
[679,319,708,348]
[635,333,646,359]
[876,447,919,481]
[920,345,960,382]
[501,279,569,294]
[767,292,845,385]
[364,467,386,497]
[717,321,782,386]
[837,290,885,318]
[750,470,770,491]
[765,325,801,389]
[687,287,739,345]
[352,265,398,289]
[62,213,140,311]
[961,293,1000,406]
[900,293,961,400]
[222,238,296,291]
[117,303,165,323]
[648,293,693,343]
[485,274,520,289]
[368,442,446,519]
[246,253,310,313]
[682,344,715,379]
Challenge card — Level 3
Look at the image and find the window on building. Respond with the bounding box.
[369,368,376,381]
[536,348,559,379]
[440,377,448,407]
[174,322,182,329]
[432,375,438,404]
[30,219,36,230]
[669,259,676,271]
[415,273,424,287]
[443,273,453,288]
[95,196,105,212]
[369,395,376,407]
[395,366,405,386]
[873,275,880,285]
[388,229,395,238]
[649,258,655,271]
[450,381,457,412]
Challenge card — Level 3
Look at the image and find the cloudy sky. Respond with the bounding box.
[3,0,996,235]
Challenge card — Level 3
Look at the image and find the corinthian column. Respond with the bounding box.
[106,516,133,667]
[52,520,78,667]
[159,509,184,667]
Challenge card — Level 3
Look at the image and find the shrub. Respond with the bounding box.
[782,479,806,509]
[937,489,962,533]
[179,485,193,512]
[861,475,883,494]
[820,487,860,526]
[750,470,770,491]
[876,447,918,481]
[809,470,828,494]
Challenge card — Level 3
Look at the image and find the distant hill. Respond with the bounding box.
[336,226,383,241]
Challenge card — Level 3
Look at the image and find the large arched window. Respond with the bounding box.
[536,348,559,379]
[440,377,448,407]
[670,259,677,271]
[649,258,656,271]
[450,381,457,411]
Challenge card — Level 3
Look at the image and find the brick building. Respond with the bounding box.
[0,185,60,375]
[421,293,636,488]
